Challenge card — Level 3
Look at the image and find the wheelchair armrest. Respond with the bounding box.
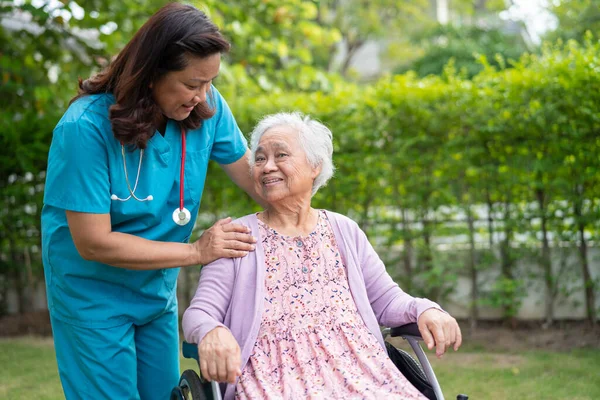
[390,323,422,339]
[182,341,199,362]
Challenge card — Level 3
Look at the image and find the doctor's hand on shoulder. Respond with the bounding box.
[192,217,256,265]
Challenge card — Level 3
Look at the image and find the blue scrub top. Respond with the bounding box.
[41,87,248,328]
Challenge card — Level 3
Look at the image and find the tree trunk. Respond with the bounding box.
[500,200,516,327]
[8,237,27,314]
[23,246,36,312]
[0,276,8,316]
[486,188,494,249]
[421,209,437,300]
[500,202,513,279]
[536,188,554,327]
[180,267,194,315]
[331,179,337,209]
[401,207,413,293]
[573,193,596,325]
[422,215,433,272]
[359,194,373,232]
[340,40,364,77]
[466,205,479,330]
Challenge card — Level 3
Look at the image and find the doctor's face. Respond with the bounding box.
[151,53,220,121]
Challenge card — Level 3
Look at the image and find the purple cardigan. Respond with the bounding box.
[182,210,441,399]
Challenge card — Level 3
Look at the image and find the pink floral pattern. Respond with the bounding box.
[234,210,427,400]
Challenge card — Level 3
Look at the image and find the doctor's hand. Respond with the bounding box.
[192,217,256,265]
[198,327,242,384]
[417,308,462,359]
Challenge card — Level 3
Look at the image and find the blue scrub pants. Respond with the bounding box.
[50,303,180,400]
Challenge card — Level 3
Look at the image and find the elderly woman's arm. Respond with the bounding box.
[182,258,242,383]
[353,224,462,357]
[352,225,438,325]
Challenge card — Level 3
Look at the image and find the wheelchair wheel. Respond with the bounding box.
[171,369,209,400]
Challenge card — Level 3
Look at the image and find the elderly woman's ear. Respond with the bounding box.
[311,164,322,180]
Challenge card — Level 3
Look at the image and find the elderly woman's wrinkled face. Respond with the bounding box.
[253,126,319,204]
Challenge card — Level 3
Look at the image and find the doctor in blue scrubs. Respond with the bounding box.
[41,3,260,399]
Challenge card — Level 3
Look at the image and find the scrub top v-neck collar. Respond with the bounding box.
[147,120,177,166]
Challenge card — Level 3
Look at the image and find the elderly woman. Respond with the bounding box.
[182,112,462,399]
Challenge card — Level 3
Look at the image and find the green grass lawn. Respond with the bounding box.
[1,337,599,399]
[426,345,600,400]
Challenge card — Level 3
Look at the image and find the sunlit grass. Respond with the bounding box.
[424,345,600,400]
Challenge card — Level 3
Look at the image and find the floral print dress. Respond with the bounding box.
[234,210,427,400]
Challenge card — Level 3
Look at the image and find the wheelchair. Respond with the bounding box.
[171,323,468,400]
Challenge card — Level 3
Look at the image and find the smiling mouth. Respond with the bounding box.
[263,178,283,186]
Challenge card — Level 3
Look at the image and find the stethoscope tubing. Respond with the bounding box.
[111,126,191,225]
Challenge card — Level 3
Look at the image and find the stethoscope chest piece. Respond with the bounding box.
[172,207,191,226]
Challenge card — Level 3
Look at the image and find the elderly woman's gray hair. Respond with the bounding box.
[250,112,335,196]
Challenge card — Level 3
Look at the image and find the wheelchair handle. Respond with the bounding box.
[182,341,199,361]
[389,323,422,339]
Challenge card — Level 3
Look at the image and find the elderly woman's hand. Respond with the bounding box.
[198,327,241,383]
[417,309,462,358]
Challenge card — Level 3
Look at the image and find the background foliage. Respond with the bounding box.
[1,0,598,326]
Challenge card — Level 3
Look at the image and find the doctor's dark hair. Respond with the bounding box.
[72,3,230,149]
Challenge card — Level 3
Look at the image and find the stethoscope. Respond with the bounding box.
[110,126,192,226]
